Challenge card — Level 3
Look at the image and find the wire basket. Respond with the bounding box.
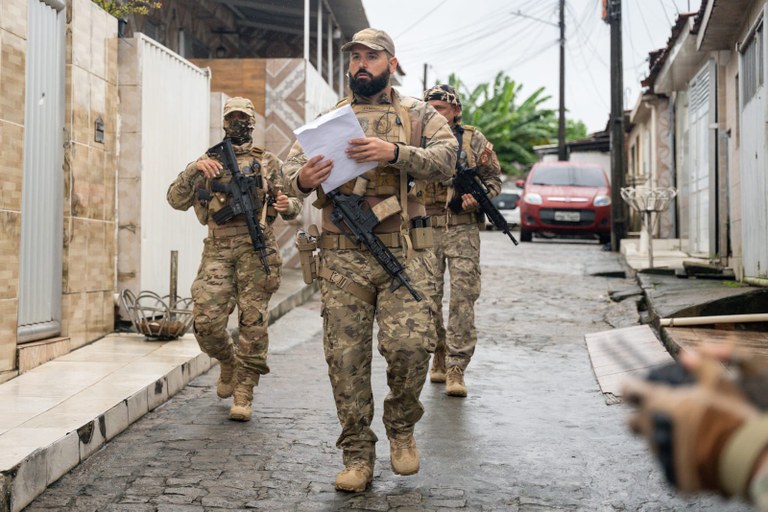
[620,187,678,212]
[619,187,678,269]
[120,289,194,340]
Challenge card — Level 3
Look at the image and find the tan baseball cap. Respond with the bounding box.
[341,28,395,55]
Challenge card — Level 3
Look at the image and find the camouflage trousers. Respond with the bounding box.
[430,222,481,370]
[190,232,281,381]
[319,245,436,467]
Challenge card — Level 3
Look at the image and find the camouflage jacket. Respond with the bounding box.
[167,140,301,226]
[423,124,501,213]
[457,124,502,198]
[283,88,457,202]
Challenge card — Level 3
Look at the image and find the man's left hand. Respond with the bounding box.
[346,137,397,164]
[273,191,290,213]
[461,193,478,210]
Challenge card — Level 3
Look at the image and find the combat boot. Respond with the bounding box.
[445,366,467,397]
[229,374,259,422]
[389,435,419,475]
[216,356,236,399]
[335,460,373,492]
[429,348,446,383]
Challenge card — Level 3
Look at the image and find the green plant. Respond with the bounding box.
[92,0,161,18]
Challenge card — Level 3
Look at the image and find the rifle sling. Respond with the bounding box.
[318,266,376,306]
[445,127,463,213]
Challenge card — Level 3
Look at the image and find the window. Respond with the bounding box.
[742,21,764,104]
[531,166,607,187]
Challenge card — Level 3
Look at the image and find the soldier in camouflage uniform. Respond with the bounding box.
[284,29,456,492]
[422,84,502,398]
[167,97,301,422]
[623,344,768,511]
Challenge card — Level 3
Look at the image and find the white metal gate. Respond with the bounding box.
[740,17,768,278]
[138,35,210,297]
[687,61,716,256]
[17,0,66,343]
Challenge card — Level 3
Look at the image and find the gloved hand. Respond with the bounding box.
[622,347,762,495]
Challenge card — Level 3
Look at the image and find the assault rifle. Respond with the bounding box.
[326,190,422,301]
[206,139,272,274]
[448,166,519,245]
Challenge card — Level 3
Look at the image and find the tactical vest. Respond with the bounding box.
[313,96,424,207]
[423,125,477,207]
[193,145,269,226]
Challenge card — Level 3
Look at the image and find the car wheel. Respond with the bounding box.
[520,229,532,242]
[598,233,611,245]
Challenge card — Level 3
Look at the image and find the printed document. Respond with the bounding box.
[293,105,377,193]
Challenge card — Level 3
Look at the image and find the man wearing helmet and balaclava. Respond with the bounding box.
[167,97,302,422]
[422,84,502,398]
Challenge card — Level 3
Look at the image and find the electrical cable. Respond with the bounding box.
[393,0,451,39]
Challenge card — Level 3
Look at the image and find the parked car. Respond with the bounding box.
[486,188,521,230]
[517,162,611,244]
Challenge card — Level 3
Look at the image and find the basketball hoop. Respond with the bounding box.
[620,187,677,268]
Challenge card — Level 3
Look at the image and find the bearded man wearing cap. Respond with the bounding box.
[422,84,502,397]
[283,28,457,492]
[167,97,301,422]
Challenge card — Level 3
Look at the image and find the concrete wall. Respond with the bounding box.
[0,0,28,378]
[62,0,119,353]
[0,0,119,381]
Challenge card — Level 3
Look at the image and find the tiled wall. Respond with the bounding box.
[0,0,118,374]
[0,0,28,373]
[61,0,118,351]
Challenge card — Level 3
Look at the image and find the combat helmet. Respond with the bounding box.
[223,97,256,127]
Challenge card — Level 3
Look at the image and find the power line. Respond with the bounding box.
[393,0,450,39]
[658,0,672,25]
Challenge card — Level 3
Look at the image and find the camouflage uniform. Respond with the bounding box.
[423,86,501,377]
[167,98,301,392]
[284,88,456,469]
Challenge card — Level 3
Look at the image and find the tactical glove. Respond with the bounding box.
[622,352,764,495]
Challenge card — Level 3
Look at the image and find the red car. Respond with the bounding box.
[517,162,611,244]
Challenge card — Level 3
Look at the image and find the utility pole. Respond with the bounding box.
[422,63,428,92]
[608,0,626,251]
[558,0,567,161]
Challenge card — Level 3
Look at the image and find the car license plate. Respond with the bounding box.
[554,211,580,222]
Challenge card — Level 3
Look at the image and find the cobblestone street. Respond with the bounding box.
[25,233,751,511]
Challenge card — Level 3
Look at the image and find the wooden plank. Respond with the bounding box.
[666,326,768,353]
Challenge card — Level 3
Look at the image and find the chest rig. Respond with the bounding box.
[194,145,270,227]
[423,125,476,207]
[313,97,421,207]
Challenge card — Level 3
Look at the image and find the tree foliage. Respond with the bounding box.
[447,72,588,175]
[92,0,161,18]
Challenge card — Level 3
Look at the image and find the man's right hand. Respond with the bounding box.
[196,158,222,179]
[623,346,763,495]
[298,155,333,191]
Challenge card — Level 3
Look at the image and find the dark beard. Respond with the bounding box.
[349,67,390,97]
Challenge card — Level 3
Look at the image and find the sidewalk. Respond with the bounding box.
[621,239,768,358]
[586,238,768,402]
[0,268,316,512]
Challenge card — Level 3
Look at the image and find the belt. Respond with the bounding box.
[318,232,401,250]
[208,224,250,238]
[431,212,478,228]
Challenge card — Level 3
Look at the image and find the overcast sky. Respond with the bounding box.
[360,0,702,134]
